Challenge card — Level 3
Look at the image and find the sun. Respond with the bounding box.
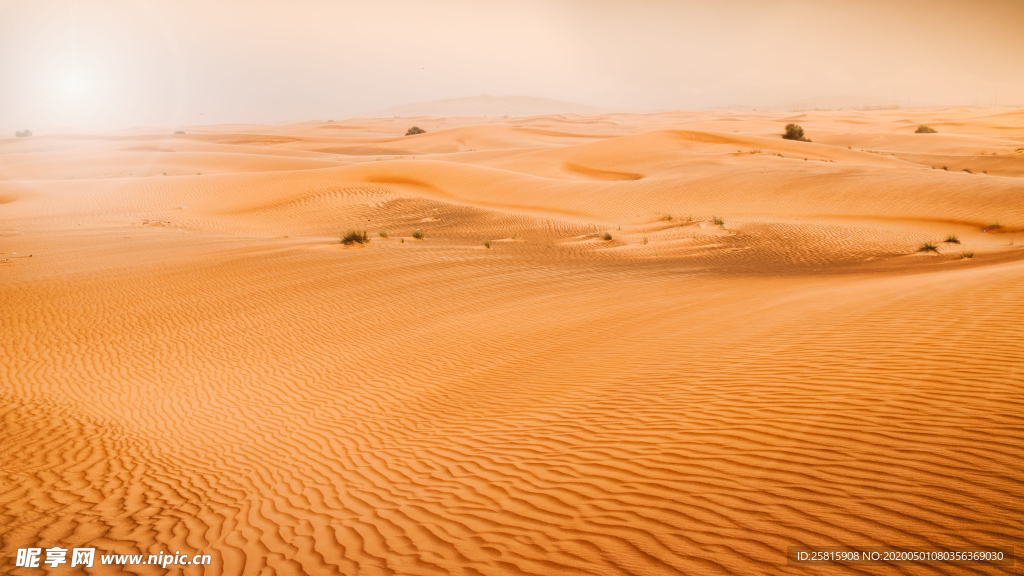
[56,71,95,100]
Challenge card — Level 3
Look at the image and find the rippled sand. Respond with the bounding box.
[2,108,1023,575]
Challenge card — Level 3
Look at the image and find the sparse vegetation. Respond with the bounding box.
[602,232,613,241]
[712,216,725,227]
[173,130,185,135]
[642,237,648,245]
[960,251,974,259]
[15,130,32,138]
[483,240,491,249]
[411,229,424,240]
[400,238,404,243]
[944,234,960,244]
[963,168,972,174]
[341,230,369,245]
[405,126,426,136]
[918,242,940,254]
[942,166,949,171]
[915,125,937,134]
[662,213,673,221]
[378,230,388,238]
[782,123,810,142]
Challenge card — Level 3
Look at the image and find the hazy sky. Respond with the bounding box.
[1,0,1022,131]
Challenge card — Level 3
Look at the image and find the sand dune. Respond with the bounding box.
[2,108,1022,575]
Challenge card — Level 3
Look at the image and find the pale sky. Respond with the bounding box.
[1,0,1021,132]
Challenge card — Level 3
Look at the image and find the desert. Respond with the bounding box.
[2,106,1023,575]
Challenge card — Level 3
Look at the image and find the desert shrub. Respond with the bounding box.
[341,230,369,245]
[378,230,388,238]
[406,126,426,136]
[782,124,810,142]
[915,125,937,134]
[960,251,974,259]
[662,213,673,221]
[15,130,32,138]
[712,216,725,226]
[483,240,491,249]
[642,237,649,245]
[602,232,612,241]
[411,229,424,239]
[942,166,949,170]
[963,168,972,174]
[918,242,940,254]
[944,234,960,244]
[173,130,185,135]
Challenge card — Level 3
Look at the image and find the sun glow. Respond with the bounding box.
[54,70,97,102]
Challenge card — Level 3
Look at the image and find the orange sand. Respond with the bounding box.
[2,108,1023,575]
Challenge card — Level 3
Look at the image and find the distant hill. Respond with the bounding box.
[358,94,611,118]
[767,95,896,111]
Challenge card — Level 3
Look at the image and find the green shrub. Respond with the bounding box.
[782,124,810,142]
[602,232,612,241]
[712,216,725,226]
[406,126,426,136]
[915,125,937,133]
[483,240,491,249]
[341,230,369,245]
[412,229,424,239]
[378,230,388,238]
[918,242,940,254]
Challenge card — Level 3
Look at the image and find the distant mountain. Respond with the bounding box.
[358,94,611,118]
[767,95,896,111]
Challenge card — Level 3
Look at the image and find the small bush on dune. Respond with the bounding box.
[960,251,974,259]
[602,232,613,241]
[341,230,369,245]
[483,240,491,249]
[712,216,725,227]
[378,230,388,238]
[15,130,32,138]
[944,234,960,244]
[782,123,810,142]
[915,125,937,134]
[918,242,940,254]
[662,213,673,221]
[963,168,972,174]
[173,130,185,135]
[412,229,424,240]
[406,126,426,136]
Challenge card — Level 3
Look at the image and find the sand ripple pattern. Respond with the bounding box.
[2,109,1023,575]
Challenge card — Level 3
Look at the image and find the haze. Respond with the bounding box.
[1,0,1022,132]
